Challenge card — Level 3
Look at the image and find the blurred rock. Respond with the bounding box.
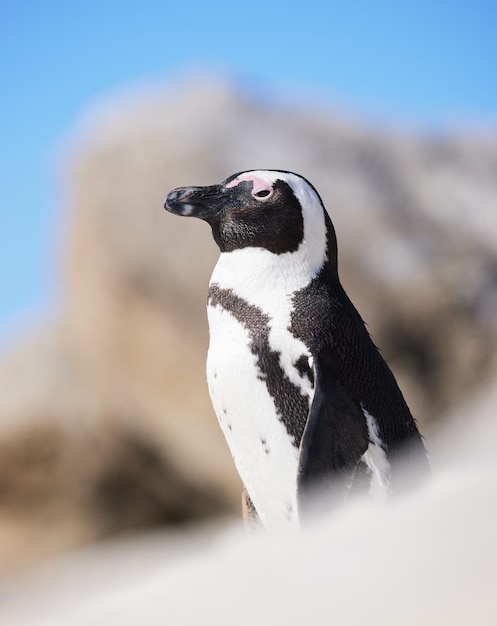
[1,76,496,575]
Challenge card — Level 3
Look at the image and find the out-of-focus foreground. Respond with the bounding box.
[0,78,496,583]
[1,382,496,626]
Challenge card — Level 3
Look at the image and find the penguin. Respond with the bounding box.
[164,170,428,528]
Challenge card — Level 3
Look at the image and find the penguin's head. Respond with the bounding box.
[165,170,336,271]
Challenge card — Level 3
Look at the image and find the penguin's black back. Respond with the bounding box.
[291,239,428,488]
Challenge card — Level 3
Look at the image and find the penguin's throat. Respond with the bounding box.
[212,245,325,296]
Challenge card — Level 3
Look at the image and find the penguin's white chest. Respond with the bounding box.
[206,294,314,529]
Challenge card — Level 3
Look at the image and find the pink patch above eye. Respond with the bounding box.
[226,173,273,197]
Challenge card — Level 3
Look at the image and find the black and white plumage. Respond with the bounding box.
[164,170,428,528]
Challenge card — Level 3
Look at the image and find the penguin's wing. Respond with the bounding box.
[297,352,369,502]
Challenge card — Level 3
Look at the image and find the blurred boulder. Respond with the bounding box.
[1,76,496,574]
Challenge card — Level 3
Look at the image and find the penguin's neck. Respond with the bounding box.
[210,245,324,306]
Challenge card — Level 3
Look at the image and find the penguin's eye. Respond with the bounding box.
[253,189,273,200]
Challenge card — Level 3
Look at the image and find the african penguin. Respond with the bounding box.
[164,170,428,528]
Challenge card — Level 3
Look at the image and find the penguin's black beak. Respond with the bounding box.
[164,184,225,220]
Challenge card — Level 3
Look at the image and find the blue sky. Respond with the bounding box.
[1,0,496,347]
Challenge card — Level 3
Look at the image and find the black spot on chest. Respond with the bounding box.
[208,284,310,446]
[294,354,314,387]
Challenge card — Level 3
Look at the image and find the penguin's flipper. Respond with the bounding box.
[297,353,369,509]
